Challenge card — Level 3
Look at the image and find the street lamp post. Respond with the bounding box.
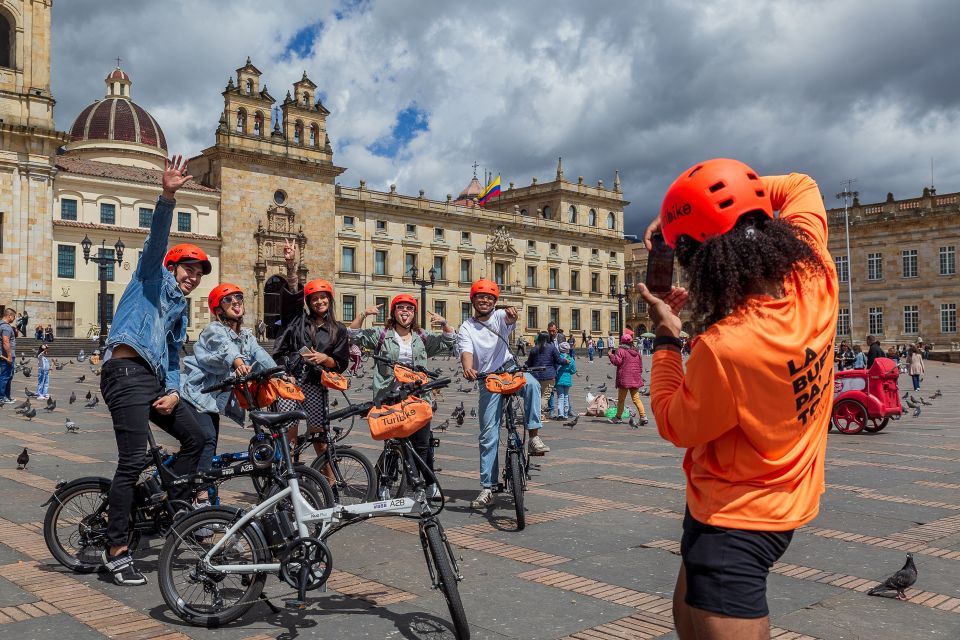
[609,283,628,337]
[81,235,125,348]
[408,266,436,328]
[836,181,858,340]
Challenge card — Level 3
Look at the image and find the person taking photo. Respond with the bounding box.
[638,159,837,640]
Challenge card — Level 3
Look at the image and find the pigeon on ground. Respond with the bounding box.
[16,448,28,470]
[65,417,78,433]
[470,407,477,418]
[25,386,37,398]
[69,391,76,405]
[44,399,56,412]
[563,415,579,428]
[904,397,919,410]
[457,401,464,413]
[76,375,86,383]
[84,395,99,408]
[85,390,92,400]
[867,554,917,600]
[14,399,31,414]
[54,361,65,371]
[901,390,910,399]
[929,390,942,400]
[455,413,464,428]
[331,398,339,407]
[913,407,921,418]
[629,415,638,428]
[436,418,449,432]
[457,386,473,393]
[23,407,36,420]
[585,375,590,383]
[21,367,31,378]
[918,396,932,406]
[606,374,612,380]
[597,384,607,394]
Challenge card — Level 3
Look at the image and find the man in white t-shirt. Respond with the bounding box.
[458,278,547,509]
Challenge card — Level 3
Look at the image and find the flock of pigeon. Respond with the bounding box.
[901,388,941,418]
[4,350,103,434]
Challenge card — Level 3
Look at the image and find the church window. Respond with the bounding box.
[246,79,253,94]
[542,205,552,219]
[178,211,191,233]
[520,208,528,216]
[253,111,263,136]
[119,84,125,96]
[273,190,287,205]
[607,211,616,229]
[294,120,303,144]
[236,108,246,133]
[588,209,597,226]
[567,205,576,223]
[0,12,11,69]
[310,124,318,146]
[60,199,78,221]
[303,92,309,106]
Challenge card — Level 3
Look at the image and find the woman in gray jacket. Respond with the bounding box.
[180,283,278,473]
[349,293,456,499]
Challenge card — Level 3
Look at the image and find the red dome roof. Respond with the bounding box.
[108,68,130,82]
[69,97,167,151]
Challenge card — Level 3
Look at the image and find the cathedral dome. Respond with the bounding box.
[65,67,167,169]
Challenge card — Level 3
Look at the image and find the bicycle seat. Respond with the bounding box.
[249,410,307,429]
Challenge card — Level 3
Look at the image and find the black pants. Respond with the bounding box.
[100,357,204,547]
[404,423,434,477]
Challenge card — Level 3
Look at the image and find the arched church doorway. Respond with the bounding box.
[264,275,285,338]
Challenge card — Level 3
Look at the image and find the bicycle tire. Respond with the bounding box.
[43,478,129,573]
[311,448,375,504]
[158,507,268,627]
[507,450,525,531]
[425,524,470,640]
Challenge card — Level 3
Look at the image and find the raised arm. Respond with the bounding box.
[137,155,193,281]
[762,174,828,249]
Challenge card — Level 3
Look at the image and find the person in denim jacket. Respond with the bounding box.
[349,293,456,500]
[35,344,51,399]
[99,155,208,586]
[181,283,278,473]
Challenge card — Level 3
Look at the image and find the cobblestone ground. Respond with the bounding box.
[0,353,958,639]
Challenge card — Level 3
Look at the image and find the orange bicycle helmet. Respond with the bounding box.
[390,293,418,313]
[303,279,334,301]
[208,283,243,315]
[164,244,212,275]
[469,278,500,300]
[659,158,773,248]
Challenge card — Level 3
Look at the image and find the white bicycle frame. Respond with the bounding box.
[199,476,422,574]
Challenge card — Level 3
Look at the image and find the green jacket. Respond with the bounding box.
[348,327,456,400]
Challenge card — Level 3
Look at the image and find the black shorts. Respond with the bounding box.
[680,508,794,619]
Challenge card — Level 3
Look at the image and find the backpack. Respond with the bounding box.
[585,392,609,416]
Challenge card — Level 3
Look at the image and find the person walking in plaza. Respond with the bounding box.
[552,342,576,419]
[639,159,837,639]
[180,283,279,474]
[35,344,51,399]
[608,332,617,351]
[0,307,17,403]
[596,336,605,357]
[274,240,350,474]
[851,344,866,370]
[350,294,456,500]
[526,330,565,423]
[587,335,595,362]
[458,278,547,510]
[515,335,526,356]
[607,333,648,425]
[99,155,208,586]
[255,317,267,341]
[908,344,924,391]
[865,335,885,369]
[15,309,27,336]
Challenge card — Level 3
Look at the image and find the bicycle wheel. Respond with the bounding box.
[424,524,470,640]
[158,507,268,627]
[507,450,525,531]
[312,448,375,504]
[43,479,127,572]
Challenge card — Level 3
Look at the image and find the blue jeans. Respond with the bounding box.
[36,368,50,397]
[911,374,921,391]
[588,347,594,362]
[553,385,571,418]
[477,373,542,488]
[0,359,12,400]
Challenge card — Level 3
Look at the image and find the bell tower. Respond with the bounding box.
[0,0,67,321]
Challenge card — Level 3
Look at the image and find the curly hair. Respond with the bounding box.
[674,214,827,328]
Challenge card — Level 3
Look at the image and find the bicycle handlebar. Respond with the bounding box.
[201,366,286,394]
[372,354,441,379]
[326,376,452,422]
[476,365,544,379]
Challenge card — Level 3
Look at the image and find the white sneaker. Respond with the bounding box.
[427,484,441,501]
[529,435,550,454]
[470,488,494,509]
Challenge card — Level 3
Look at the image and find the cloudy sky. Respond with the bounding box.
[51,0,960,237]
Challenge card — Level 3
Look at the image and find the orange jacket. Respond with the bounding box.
[651,173,838,531]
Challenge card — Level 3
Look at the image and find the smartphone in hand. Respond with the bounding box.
[298,345,312,356]
[645,232,675,296]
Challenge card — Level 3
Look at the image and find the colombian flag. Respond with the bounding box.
[477,174,501,207]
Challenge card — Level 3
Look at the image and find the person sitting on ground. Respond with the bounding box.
[44,324,54,342]
[638,159,837,639]
[34,324,43,340]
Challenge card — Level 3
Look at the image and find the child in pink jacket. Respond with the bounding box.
[607,334,648,425]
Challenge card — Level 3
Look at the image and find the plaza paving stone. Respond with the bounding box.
[0,353,958,638]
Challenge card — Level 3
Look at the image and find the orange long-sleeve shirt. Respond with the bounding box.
[651,173,838,531]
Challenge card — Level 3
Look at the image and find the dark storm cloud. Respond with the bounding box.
[49,1,960,236]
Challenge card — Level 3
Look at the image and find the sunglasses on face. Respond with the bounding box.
[395,304,416,312]
[222,293,244,305]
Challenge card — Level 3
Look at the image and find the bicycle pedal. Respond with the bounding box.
[284,599,307,610]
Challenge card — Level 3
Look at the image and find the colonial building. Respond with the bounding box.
[826,189,960,349]
[0,0,627,342]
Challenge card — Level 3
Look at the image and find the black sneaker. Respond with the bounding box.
[101,550,147,586]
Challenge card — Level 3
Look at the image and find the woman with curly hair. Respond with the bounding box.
[638,159,837,639]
